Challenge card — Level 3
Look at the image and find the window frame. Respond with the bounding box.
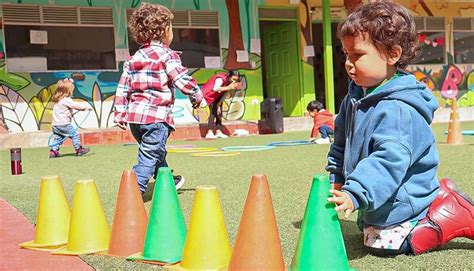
[412,16,447,66]
[125,8,221,69]
[1,4,118,72]
[452,17,474,65]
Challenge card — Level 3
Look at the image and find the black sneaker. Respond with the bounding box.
[173,175,185,190]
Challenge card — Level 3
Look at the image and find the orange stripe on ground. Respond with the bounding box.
[0,198,93,271]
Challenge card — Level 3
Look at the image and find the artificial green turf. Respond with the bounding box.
[1,122,473,270]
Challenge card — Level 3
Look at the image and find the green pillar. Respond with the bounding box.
[322,0,335,113]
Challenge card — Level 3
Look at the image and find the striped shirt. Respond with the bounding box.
[113,41,202,129]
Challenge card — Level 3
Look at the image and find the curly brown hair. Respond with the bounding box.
[337,1,420,69]
[128,2,174,45]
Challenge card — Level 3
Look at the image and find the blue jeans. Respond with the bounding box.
[130,122,171,193]
[51,124,81,151]
[319,124,334,139]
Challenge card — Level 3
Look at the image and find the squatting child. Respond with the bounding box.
[326,1,473,255]
[307,100,334,144]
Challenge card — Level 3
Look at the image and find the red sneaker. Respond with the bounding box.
[75,146,90,156]
[409,178,473,254]
[49,150,60,158]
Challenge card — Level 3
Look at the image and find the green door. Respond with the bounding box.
[262,21,302,116]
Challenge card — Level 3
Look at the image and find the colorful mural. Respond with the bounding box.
[0,0,263,133]
[0,0,473,134]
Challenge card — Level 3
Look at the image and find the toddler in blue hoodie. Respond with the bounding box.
[326,1,473,255]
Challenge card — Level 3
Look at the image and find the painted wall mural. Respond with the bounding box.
[410,64,474,108]
[0,0,473,133]
[0,0,263,133]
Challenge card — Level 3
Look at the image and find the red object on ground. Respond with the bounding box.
[409,178,474,254]
[0,198,93,270]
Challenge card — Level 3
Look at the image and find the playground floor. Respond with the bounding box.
[1,122,473,270]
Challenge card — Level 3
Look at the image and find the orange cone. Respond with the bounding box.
[446,97,463,144]
[228,174,285,271]
[107,170,148,257]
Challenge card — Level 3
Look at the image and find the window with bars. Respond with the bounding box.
[126,9,221,68]
[453,17,474,64]
[2,4,116,72]
[413,17,446,65]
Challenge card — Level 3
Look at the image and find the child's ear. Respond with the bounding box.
[388,45,402,65]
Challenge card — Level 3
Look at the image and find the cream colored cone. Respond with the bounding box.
[446,97,463,144]
[53,179,110,255]
[20,176,71,251]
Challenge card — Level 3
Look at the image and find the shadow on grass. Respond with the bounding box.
[291,218,368,260]
[142,182,196,202]
[437,240,474,252]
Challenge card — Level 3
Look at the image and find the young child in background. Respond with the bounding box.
[306,100,334,144]
[202,70,241,139]
[49,78,92,158]
[114,3,203,195]
[326,1,473,255]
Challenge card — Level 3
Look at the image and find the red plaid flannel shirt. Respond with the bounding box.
[114,41,202,129]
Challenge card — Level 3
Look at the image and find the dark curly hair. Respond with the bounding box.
[307,100,324,112]
[128,2,174,45]
[337,1,420,69]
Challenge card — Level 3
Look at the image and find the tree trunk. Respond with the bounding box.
[300,0,313,65]
[225,0,251,70]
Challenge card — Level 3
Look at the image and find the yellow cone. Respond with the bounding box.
[173,185,231,270]
[20,175,71,251]
[52,179,110,255]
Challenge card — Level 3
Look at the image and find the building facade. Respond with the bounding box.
[0,0,473,133]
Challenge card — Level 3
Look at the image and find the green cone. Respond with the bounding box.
[290,174,351,271]
[127,167,187,264]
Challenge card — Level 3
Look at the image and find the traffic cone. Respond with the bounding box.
[127,167,187,264]
[446,97,463,144]
[228,174,285,271]
[107,170,148,257]
[52,179,110,255]
[167,185,231,270]
[289,174,351,271]
[20,175,71,251]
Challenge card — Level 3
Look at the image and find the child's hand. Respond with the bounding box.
[189,91,203,109]
[328,189,354,218]
[116,122,127,130]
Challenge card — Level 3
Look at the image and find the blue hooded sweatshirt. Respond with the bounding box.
[326,71,440,229]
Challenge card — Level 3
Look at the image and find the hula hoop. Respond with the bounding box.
[167,144,197,149]
[168,147,218,153]
[222,145,275,152]
[185,137,216,141]
[267,140,315,147]
[444,130,474,136]
[191,151,241,157]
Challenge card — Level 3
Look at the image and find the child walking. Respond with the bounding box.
[307,100,334,144]
[326,1,473,255]
[49,78,91,158]
[114,3,203,195]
